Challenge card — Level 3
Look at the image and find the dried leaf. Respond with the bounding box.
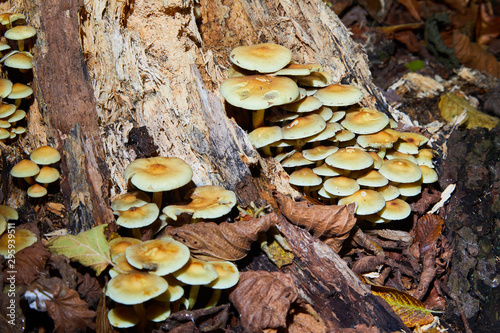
[34,277,96,333]
[47,224,112,275]
[365,229,413,244]
[439,92,500,129]
[155,304,230,332]
[415,214,444,255]
[453,31,500,78]
[11,241,51,285]
[77,272,103,308]
[229,271,298,333]
[275,192,356,239]
[367,281,434,328]
[395,0,421,21]
[163,213,279,261]
[476,3,500,45]
[352,255,387,274]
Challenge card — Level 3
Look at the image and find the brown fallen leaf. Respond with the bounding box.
[395,0,422,22]
[34,277,96,333]
[154,304,230,332]
[275,192,356,242]
[452,31,500,78]
[351,255,387,275]
[77,272,102,308]
[476,3,500,46]
[363,277,434,328]
[163,213,279,261]
[415,214,444,255]
[229,270,298,333]
[10,241,51,285]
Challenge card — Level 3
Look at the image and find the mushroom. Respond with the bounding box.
[30,146,61,165]
[205,261,240,309]
[338,189,386,216]
[0,205,18,222]
[302,145,339,165]
[377,184,401,201]
[116,203,160,230]
[27,184,48,198]
[323,176,360,197]
[4,25,36,52]
[220,75,300,128]
[281,151,315,169]
[281,114,326,149]
[125,238,190,276]
[6,83,32,108]
[162,185,237,222]
[355,170,389,188]
[378,158,422,183]
[313,84,364,106]
[0,228,37,256]
[229,43,292,74]
[110,191,151,212]
[340,108,390,134]
[34,166,60,187]
[356,129,400,149]
[108,253,141,278]
[2,51,33,70]
[325,147,374,171]
[146,301,171,322]
[123,156,193,209]
[11,159,40,185]
[107,306,140,328]
[172,257,218,309]
[397,180,423,198]
[377,199,411,221]
[282,96,323,113]
[415,149,436,168]
[108,236,142,261]
[419,165,438,183]
[154,275,185,303]
[0,78,13,98]
[288,167,322,196]
[296,71,334,87]
[248,126,283,156]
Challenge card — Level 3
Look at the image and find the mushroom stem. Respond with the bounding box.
[261,145,273,156]
[133,303,146,320]
[303,185,311,197]
[152,191,163,209]
[17,40,25,52]
[252,109,265,128]
[14,99,22,108]
[187,285,200,310]
[132,228,142,240]
[23,176,35,185]
[205,289,221,309]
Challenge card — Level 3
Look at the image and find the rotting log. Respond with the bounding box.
[10,0,411,330]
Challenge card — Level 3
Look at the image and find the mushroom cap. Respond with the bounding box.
[419,165,438,183]
[30,146,61,165]
[329,110,346,122]
[415,149,435,168]
[3,52,33,69]
[379,158,422,183]
[302,145,339,161]
[7,109,26,123]
[318,186,338,200]
[266,109,299,122]
[11,159,40,178]
[106,272,169,305]
[377,184,400,201]
[34,166,60,184]
[307,122,342,143]
[172,257,218,285]
[282,114,326,140]
[313,84,364,106]
[399,132,429,147]
[275,62,323,76]
[385,150,418,164]
[0,119,11,129]
[248,126,283,148]
[125,238,191,276]
[0,228,37,256]
[393,140,419,154]
[341,108,389,134]
[0,205,18,221]
[12,126,25,135]
[109,253,141,277]
[147,302,172,322]
[357,129,400,149]
[208,261,240,289]
[397,180,422,197]
[108,237,142,261]
[0,215,5,235]
[110,191,151,212]
[312,106,334,121]
[338,189,386,215]
[296,71,334,87]
[116,203,160,228]
[313,163,350,177]
[0,41,11,52]
[0,103,17,118]
[155,275,185,302]
[367,151,384,169]
[0,128,9,140]
[0,78,13,98]
[162,185,237,221]
[282,96,323,113]
[325,147,374,171]
[281,151,315,168]
[289,167,322,187]
[124,156,193,193]
[229,43,292,73]
[377,199,411,220]
[107,306,140,328]
[355,170,389,187]
[330,129,355,142]
[27,184,47,198]
[323,176,359,196]
[4,25,36,40]
[220,75,299,110]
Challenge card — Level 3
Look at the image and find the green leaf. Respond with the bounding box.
[404,60,424,72]
[47,224,112,276]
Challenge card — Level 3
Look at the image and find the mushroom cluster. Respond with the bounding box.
[106,156,240,328]
[10,146,61,198]
[220,43,438,223]
[0,12,35,142]
[0,204,37,258]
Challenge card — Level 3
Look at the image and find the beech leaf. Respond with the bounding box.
[163,213,279,261]
[452,31,500,78]
[439,92,499,129]
[12,241,51,285]
[47,224,112,275]
[415,214,444,255]
[363,278,434,328]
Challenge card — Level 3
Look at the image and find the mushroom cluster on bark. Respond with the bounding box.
[105,156,241,328]
[0,12,35,142]
[220,43,439,223]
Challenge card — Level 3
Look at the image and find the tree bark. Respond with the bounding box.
[7,0,411,331]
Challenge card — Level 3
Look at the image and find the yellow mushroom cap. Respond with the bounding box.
[325,147,374,171]
[419,165,438,183]
[377,199,411,220]
[302,145,339,161]
[281,151,315,168]
[108,237,142,261]
[379,158,422,183]
[0,78,13,98]
[377,184,400,201]
[220,75,299,110]
[116,203,159,228]
[397,180,422,197]
[229,43,292,73]
[0,228,37,256]
[330,129,355,142]
[415,149,436,168]
[296,71,334,87]
[0,128,9,140]
[289,167,322,187]
[313,163,350,177]
[338,189,386,215]
[323,176,360,196]
[4,25,36,40]
[124,156,193,193]
[275,62,323,76]
[126,238,190,276]
[11,159,40,178]
[368,151,384,169]
[34,166,60,184]
[208,261,240,289]
[357,129,400,149]
[282,114,326,140]
[0,205,18,221]
[27,184,48,198]
[393,140,419,155]
[248,126,283,149]
[109,253,141,278]
[7,83,33,99]
[0,215,6,235]
[106,272,169,305]
[3,52,33,69]
[313,84,364,106]
[341,108,389,134]
[0,103,17,118]
[385,150,418,164]
[7,109,26,123]
[107,306,140,328]
[162,185,237,221]
[155,275,185,302]
[283,96,323,113]
[110,191,151,212]
[355,170,389,188]
[147,302,171,322]
[30,146,61,165]
[312,106,334,121]
[172,257,218,285]
[399,132,429,147]
[306,122,342,143]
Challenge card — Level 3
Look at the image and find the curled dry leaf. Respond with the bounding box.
[415,214,444,255]
[275,192,356,240]
[452,31,500,78]
[163,213,279,261]
[229,270,298,333]
[351,255,387,275]
[11,241,51,285]
[155,304,230,332]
